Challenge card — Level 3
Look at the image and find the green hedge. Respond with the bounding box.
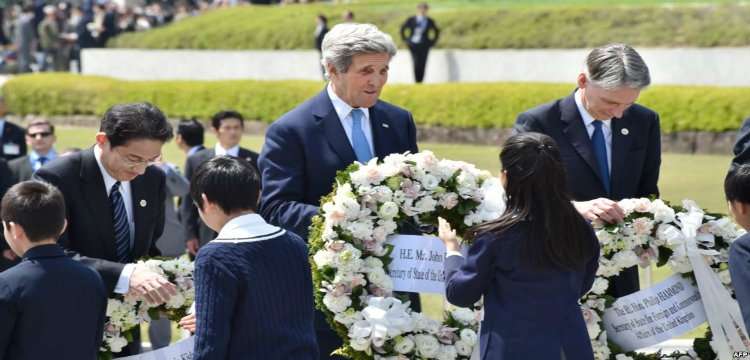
[107,2,750,50]
[4,73,749,132]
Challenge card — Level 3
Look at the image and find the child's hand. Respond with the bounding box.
[438,217,461,253]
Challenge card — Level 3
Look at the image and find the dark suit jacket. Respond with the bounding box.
[729,232,750,336]
[399,15,439,46]
[0,120,26,161]
[7,155,32,183]
[259,87,419,241]
[0,158,20,272]
[514,91,660,297]
[33,146,166,294]
[514,91,661,202]
[180,147,259,247]
[0,244,107,360]
[731,116,750,171]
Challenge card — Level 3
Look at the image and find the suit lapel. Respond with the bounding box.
[560,93,608,187]
[312,90,357,166]
[370,102,401,159]
[79,148,118,260]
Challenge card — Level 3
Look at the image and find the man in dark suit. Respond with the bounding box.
[259,23,419,360]
[514,43,661,298]
[400,2,439,83]
[8,120,58,183]
[0,180,107,360]
[180,110,259,258]
[730,115,750,171]
[0,96,27,161]
[34,102,178,356]
[0,159,20,273]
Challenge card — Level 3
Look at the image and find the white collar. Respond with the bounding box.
[575,89,611,129]
[327,82,370,122]
[212,214,286,243]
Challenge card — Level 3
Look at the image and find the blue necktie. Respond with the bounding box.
[351,109,373,163]
[591,121,610,195]
[110,181,131,263]
[34,156,46,171]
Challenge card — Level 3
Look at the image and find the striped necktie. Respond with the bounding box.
[110,181,131,263]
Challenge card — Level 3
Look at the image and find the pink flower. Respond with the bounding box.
[634,246,657,268]
[437,326,459,344]
[441,193,459,209]
[401,179,421,199]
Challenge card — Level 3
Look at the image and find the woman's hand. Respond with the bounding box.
[437,217,461,253]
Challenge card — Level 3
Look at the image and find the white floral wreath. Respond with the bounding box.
[100,257,195,360]
[309,151,504,359]
[309,151,747,360]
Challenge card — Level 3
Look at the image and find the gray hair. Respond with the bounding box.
[583,43,651,90]
[320,23,397,80]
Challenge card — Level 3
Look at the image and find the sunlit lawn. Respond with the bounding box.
[53,126,734,344]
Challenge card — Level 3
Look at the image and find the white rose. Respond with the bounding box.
[412,312,442,334]
[379,202,399,219]
[419,174,440,190]
[414,196,438,213]
[414,334,440,358]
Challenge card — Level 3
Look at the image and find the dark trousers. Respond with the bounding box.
[408,43,431,83]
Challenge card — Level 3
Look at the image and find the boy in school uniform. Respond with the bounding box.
[0,180,107,359]
[726,163,750,335]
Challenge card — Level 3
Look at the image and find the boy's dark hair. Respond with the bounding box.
[468,132,597,272]
[100,102,174,148]
[725,164,750,204]
[190,156,261,214]
[1,180,65,242]
[177,118,204,147]
[211,110,244,131]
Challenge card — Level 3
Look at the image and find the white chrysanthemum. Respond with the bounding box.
[394,336,415,354]
[313,249,335,268]
[323,292,352,314]
[651,199,676,223]
[165,292,186,309]
[590,277,609,295]
[436,345,458,360]
[414,196,438,213]
[368,267,393,292]
[414,334,440,358]
[459,328,477,346]
[451,308,476,325]
[412,312,442,334]
[362,257,384,272]
[454,340,473,356]
[106,335,128,352]
[334,309,363,326]
[611,250,639,270]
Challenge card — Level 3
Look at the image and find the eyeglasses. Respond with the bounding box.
[112,146,162,167]
[28,132,52,138]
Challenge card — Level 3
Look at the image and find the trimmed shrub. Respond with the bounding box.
[4,74,749,132]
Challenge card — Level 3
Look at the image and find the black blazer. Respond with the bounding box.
[514,91,661,202]
[179,147,260,247]
[399,15,439,46]
[7,155,32,183]
[0,120,26,161]
[33,146,166,293]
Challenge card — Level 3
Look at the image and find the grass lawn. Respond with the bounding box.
[53,126,733,344]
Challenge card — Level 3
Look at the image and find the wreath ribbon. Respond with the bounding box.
[664,208,749,358]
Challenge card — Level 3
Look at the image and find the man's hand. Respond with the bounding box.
[2,249,17,261]
[129,266,178,305]
[179,313,196,333]
[573,198,625,225]
[186,238,200,256]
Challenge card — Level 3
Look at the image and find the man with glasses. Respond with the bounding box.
[34,102,179,357]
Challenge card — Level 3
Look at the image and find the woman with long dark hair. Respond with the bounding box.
[439,132,600,360]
